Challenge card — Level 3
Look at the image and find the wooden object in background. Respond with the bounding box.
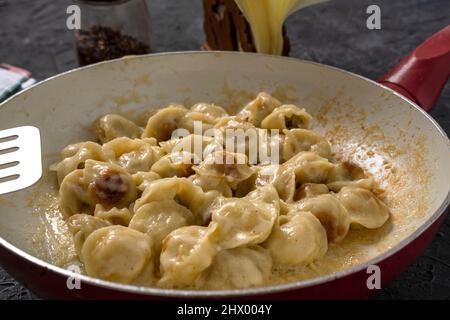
[203,0,290,55]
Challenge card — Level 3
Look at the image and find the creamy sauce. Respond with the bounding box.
[235,0,327,55]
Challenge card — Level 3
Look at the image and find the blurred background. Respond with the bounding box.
[0,0,449,299]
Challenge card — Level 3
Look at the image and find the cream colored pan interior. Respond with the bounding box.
[0,52,448,291]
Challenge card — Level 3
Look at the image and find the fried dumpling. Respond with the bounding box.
[94,114,142,143]
[196,246,272,289]
[142,104,188,142]
[67,214,111,258]
[52,141,107,185]
[337,187,390,229]
[59,160,137,217]
[210,185,279,249]
[294,194,350,243]
[237,92,282,126]
[82,226,154,285]
[261,105,312,131]
[134,177,219,224]
[281,129,331,161]
[263,212,328,266]
[158,226,219,288]
[129,200,194,254]
[102,137,162,174]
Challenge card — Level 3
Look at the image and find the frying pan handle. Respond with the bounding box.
[378,25,450,112]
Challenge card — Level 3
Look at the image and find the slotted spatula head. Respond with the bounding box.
[0,126,42,195]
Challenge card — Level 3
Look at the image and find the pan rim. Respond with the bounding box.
[0,51,449,298]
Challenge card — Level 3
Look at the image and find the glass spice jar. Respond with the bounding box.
[74,0,152,66]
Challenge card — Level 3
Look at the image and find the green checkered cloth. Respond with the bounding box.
[0,68,28,102]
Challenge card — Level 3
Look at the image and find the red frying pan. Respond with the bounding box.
[0,26,449,299]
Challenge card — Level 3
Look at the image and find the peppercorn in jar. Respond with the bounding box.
[74,0,152,66]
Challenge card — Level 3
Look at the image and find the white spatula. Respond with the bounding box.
[0,126,42,195]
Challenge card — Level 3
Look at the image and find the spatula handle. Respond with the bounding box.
[379,25,450,112]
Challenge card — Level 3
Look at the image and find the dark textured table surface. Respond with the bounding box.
[0,0,449,300]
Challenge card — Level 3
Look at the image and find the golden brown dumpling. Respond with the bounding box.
[211,198,268,249]
[196,246,272,289]
[281,129,331,161]
[237,92,282,126]
[158,226,219,288]
[67,214,111,258]
[283,151,335,184]
[263,212,328,266]
[151,152,196,178]
[178,112,218,134]
[193,151,256,189]
[134,177,219,224]
[59,169,94,216]
[177,103,228,134]
[190,174,233,197]
[52,141,107,185]
[255,165,295,201]
[94,204,133,226]
[210,185,279,249]
[327,161,374,192]
[214,115,256,131]
[294,183,329,201]
[191,103,228,118]
[132,171,161,192]
[59,160,137,217]
[261,105,312,131]
[256,164,296,201]
[102,137,163,174]
[81,226,154,285]
[159,134,218,158]
[337,187,390,229]
[142,104,188,142]
[129,200,194,254]
[295,194,350,243]
[94,114,142,143]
